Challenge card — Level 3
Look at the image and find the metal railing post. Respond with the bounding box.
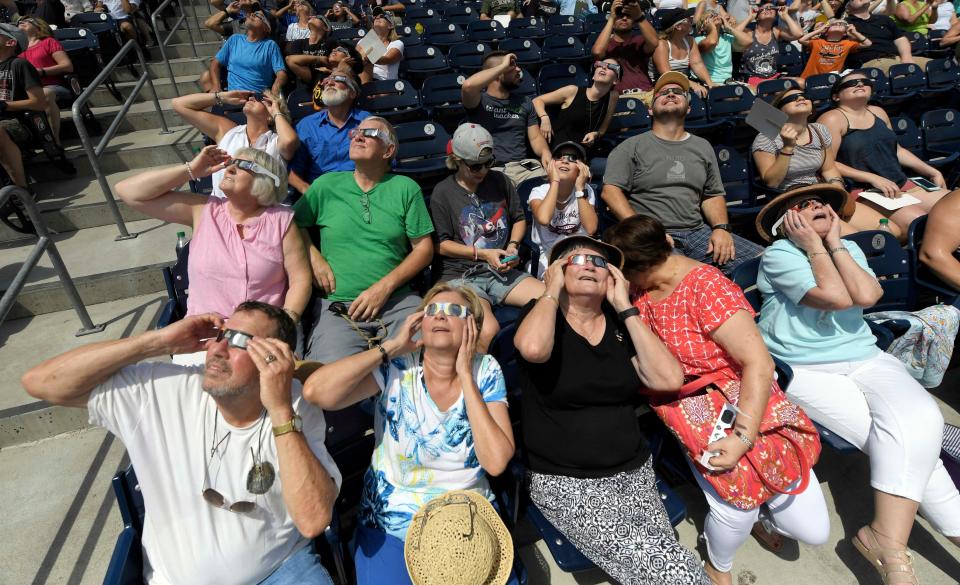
[73,40,172,240]
[0,186,105,336]
[152,0,200,97]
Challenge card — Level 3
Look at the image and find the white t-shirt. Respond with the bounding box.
[87,362,341,585]
[212,125,283,199]
[285,22,311,41]
[372,39,404,81]
[528,183,596,278]
[932,2,954,30]
[103,0,140,20]
[655,0,684,9]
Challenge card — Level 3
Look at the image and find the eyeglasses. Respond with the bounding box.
[655,87,687,99]
[566,254,609,269]
[776,92,808,108]
[791,197,824,211]
[226,159,282,188]
[556,153,582,163]
[424,302,472,318]
[836,77,873,92]
[322,74,351,87]
[465,159,495,172]
[214,328,255,350]
[593,61,622,77]
[349,127,394,147]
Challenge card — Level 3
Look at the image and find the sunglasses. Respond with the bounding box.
[791,197,824,211]
[424,302,472,319]
[776,92,808,108]
[214,328,255,350]
[566,254,609,269]
[655,87,687,99]
[323,74,351,86]
[465,159,496,172]
[836,77,873,92]
[593,61,622,77]
[349,127,394,147]
[227,159,282,188]
[203,485,256,513]
[556,153,582,163]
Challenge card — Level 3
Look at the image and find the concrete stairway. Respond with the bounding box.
[0,0,221,448]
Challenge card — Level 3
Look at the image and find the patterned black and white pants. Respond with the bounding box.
[528,460,711,585]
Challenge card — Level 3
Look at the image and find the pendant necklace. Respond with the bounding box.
[246,409,276,495]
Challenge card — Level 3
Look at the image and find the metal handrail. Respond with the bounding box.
[152,0,199,94]
[0,186,104,336]
[72,40,169,241]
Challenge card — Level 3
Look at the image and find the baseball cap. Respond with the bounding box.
[0,24,26,53]
[551,141,587,160]
[654,71,691,94]
[447,123,494,163]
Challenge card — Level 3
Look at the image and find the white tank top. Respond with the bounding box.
[212,125,282,198]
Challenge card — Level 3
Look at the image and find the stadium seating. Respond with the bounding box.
[537,63,588,93]
[466,19,507,44]
[423,22,467,48]
[359,79,423,121]
[448,40,492,72]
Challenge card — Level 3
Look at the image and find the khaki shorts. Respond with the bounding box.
[861,56,931,74]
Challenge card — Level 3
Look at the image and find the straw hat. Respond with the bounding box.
[755,183,849,243]
[405,490,513,585]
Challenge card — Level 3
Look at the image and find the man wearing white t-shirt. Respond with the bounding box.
[22,301,341,585]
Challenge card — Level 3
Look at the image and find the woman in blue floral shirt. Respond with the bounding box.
[303,282,517,585]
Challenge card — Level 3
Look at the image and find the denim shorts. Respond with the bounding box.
[448,267,531,306]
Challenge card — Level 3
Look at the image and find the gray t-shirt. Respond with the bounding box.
[751,122,831,191]
[430,171,524,281]
[465,92,538,164]
[603,132,725,231]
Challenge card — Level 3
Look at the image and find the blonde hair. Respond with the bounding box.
[418,282,486,338]
[23,16,53,39]
[234,147,288,206]
[262,89,290,129]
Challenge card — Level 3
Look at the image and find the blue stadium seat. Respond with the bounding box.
[424,22,467,48]
[542,34,589,64]
[925,58,960,92]
[358,79,423,121]
[861,67,913,114]
[420,72,467,122]
[392,120,451,180]
[402,44,451,81]
[888,62,929,95]
[777,42,803,77]
[514,67,539,98]
[890,116,959,173]
[286,87,316,124]
[537,63,588,93]
[157,240,189,328]
[907,215,959,304]
[715,144,771,216]
[598,95,651,153]
[404,6,443,26]
[466,19,507,44]
[906,30,929,56]
[926,29,953,58]
[756,77,800,103]
[442,5,480,25]
[507,16,547,40]
[102,526,143,585]
[583,12,608,33]
[397,25,423,47]
[448,41,492,73]
[499,38,544,69]
[804,72,840,113]
[842,230,915,312]
[706,83,754,123]
[921,108,960,156]
[546,14,585,36]
[329,26,364,43]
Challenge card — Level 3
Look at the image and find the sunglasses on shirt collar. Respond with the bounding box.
[226,159,282,188]
[566,254,609,269]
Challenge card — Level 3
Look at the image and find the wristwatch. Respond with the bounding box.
[712,223,733,232]
[273,415,303,437]
[574,190,585,199]
[617,307,640,321]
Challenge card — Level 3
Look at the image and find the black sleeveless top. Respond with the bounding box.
[835,109,908,186]
[548,86,609,149]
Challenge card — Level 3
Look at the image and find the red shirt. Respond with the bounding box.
[605,33,653,93]
[633,264,755,380]
[21,37,66,87]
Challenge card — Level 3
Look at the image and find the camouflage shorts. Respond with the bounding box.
[0,118,33,145]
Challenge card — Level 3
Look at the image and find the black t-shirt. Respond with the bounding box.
[517,300,651,478]
[524,0,559,17]
[845,14,904,68]
[289,37,331,57]
[0,57,40,103]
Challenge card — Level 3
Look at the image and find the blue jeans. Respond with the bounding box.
[668,224,764,277]
[259,544,334,585]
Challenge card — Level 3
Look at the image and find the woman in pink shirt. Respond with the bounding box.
[115,145,312,363]
[17,17,74,144]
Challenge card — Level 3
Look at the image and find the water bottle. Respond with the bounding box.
[878,218,891,232]
[175,231,188,256]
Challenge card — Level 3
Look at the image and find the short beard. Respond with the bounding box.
[500,77,519,91]
[322,87,350,106]
[203,384,249,399]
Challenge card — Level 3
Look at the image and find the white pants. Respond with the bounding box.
[691,460,830,572]
[788,351,960,538]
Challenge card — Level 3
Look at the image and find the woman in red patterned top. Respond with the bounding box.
[606,215,829,585]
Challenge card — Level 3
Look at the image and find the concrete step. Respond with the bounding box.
[47,125,204,177]
[0,218,190,319]
[152,40,219,60]
[88,74,203,107]
[111,56,209,82]
[62,97,189,134]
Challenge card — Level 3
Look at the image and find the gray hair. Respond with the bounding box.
[365,116,398,162]
[235,147,288,206]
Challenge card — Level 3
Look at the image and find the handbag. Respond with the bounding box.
[652,368,822,510]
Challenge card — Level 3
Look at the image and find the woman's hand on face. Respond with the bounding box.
[190,145,231,178]
[574,161,591,192]
[605,264,633,312]
[383,310,423,356]
[704,433,750,471]
[783,209,825,253]
[455,314,477,379]
[543,257,566,297]
[868,174,901,198]
[262,89,282,116]
[824,204,843,247]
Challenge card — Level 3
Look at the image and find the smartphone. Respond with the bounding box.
[501,254,519,264]
[519,160,540,171]
[909,176,940,192]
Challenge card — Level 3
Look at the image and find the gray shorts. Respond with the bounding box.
[448,267,531,306]
[304,291,421,364]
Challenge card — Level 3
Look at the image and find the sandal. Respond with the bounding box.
[751,517,784,553]
[852,525,919,585]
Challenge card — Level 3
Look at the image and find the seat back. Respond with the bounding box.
[60,35,100,88]
[102,526,143,585]
[359,79,421,119]
[584,12,608,32]
[286,87,316,124]
[861,67,892,97]
[424,22,467,47]
[547,14,584,36]
[921,108,960,153]
[402,44,450,74]
[604,95,651,142]
[756,77,800,102]
[732,256,763,312]
[329,26,364,43]
[925,57,960,88]
[499,38,543,66]
[466,18,507,43]
[514,67,539,97]
[777,41,803,76]
[888,62,927,95]
[507,16,547,39]
[804,72,840,110]
[111,466,145,534]
[420,72,467,111]
[906,30,929,56]
[714,144,763,211]
[842,230,914,312]
[542,34,587,63]
[323,403,376,511]
[393,120,451,173]
[686,91,710,122]
[442,5,479,25]
[405,6,442,26]
[707,84,754,119]
[907,214,960,300]
[890,115,924,157]
[397,25,423,47]
[537,63,587,93]
[448,41,492,72]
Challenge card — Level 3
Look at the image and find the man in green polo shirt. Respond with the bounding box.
[294,116,435,363]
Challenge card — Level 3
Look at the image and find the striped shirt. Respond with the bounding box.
[751,123,831,191]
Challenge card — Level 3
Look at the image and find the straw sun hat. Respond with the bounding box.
[404,490,514,585]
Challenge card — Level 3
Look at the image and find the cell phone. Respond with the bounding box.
[519,160,540,171]
[501,254,519,263]
[909,176,940,192]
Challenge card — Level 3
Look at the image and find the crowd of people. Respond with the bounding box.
[14,0,960,583]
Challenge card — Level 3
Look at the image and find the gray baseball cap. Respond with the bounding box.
[448,123,494,164]
[0,24,26,53]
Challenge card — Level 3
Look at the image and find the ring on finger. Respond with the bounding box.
[265,354,278,363]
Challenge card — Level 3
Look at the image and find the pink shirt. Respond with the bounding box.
[186,198,293,318]
[22,37,66,87]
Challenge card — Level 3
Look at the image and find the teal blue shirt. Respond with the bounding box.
[695,32,734,85]
[757,239,879,364]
